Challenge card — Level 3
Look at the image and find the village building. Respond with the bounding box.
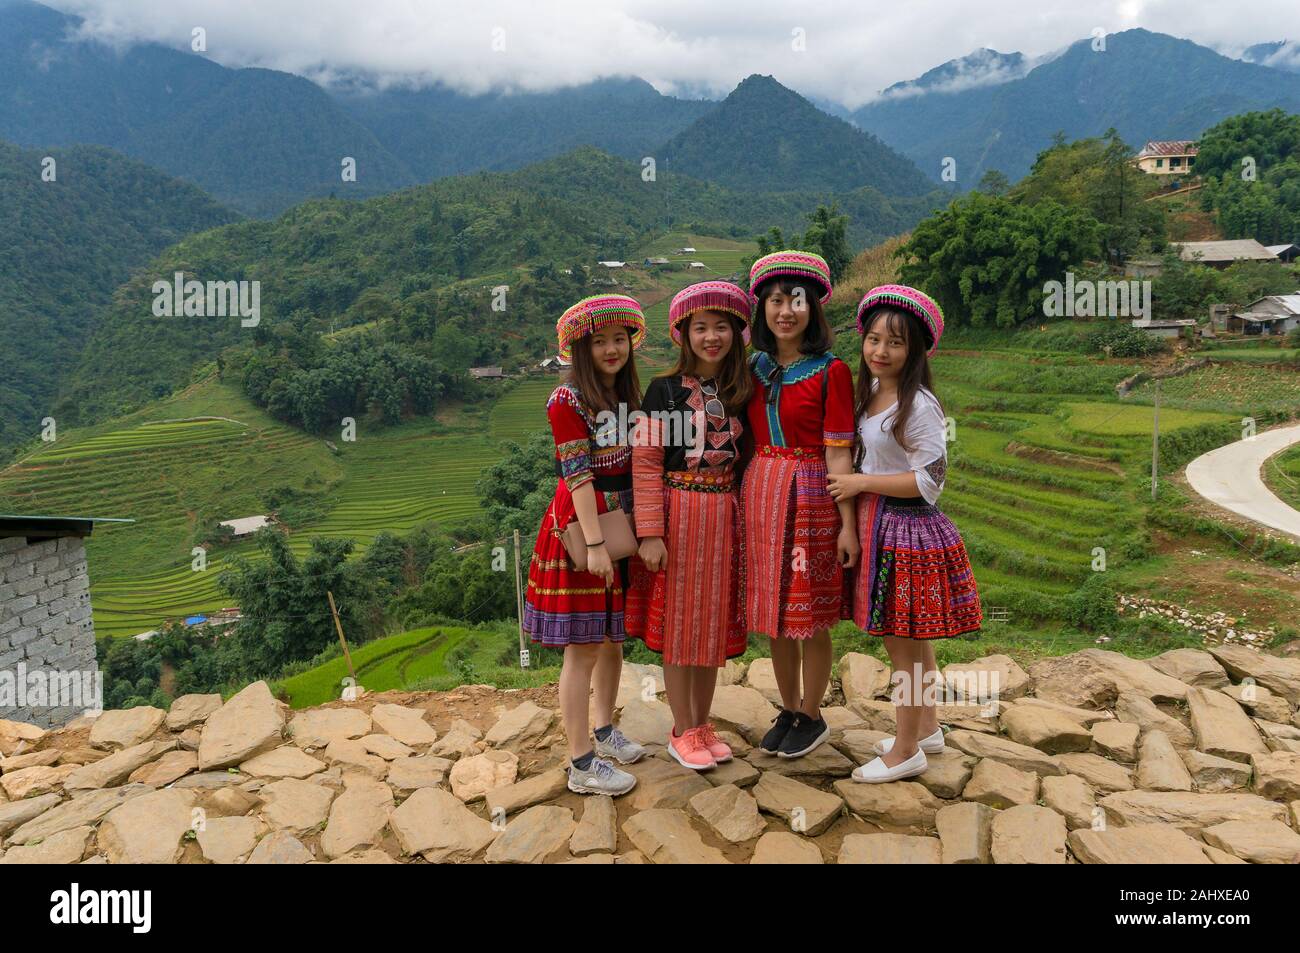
[218,515,273,538]
[0,514,130,727]
[469,366,506,380]
[1228,293,1300,335]
[1266,243,1299,264]
[1135,140,1198,174]
[1130,317,1197,338]
[1169,239,1277,268]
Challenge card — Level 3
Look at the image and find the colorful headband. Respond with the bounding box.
[668,280,753,346]
[856,284,945,356]
[748,250,833,305]
[556,294,646,361]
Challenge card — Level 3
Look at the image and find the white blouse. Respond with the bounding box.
[856,381,948,504]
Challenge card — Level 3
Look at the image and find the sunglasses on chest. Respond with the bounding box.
[699,378,727,422]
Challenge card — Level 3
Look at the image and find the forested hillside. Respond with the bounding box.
[0,139,239,462]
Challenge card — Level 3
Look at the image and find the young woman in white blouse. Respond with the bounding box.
[827,285,983,783]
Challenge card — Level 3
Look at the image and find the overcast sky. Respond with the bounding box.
[46,0,1300,109]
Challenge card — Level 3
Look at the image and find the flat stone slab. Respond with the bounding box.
[752,772,843,836]
[623,809,730,864]
[838,832,941,864]
[1068,824,1212,864]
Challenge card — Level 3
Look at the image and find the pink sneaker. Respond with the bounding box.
[668,727,715,770]
[695,722,733,763]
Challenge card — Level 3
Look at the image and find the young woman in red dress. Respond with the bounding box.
[741,251,858,759]
[625,280,752,770]
[522,294,650,797]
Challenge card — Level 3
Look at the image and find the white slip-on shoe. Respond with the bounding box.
[873,727,945,757]
[851,748,928,783]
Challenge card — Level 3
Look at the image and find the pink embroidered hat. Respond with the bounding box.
[748,249,833,304]
[667,280,753,346]
[856,284,945,356]
[556,293,646,361]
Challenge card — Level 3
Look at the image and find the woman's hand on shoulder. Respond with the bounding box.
[638,536,667,572]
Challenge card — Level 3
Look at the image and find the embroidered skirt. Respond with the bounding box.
[626,470,747,667]
[523,474,636,648]
[853,493,982,639]
[740,447,850,641]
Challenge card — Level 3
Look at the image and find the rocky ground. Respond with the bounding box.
[2,644,1300,864]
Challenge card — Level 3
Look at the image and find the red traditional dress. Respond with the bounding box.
[741,351,855,640]
[523,382,637,646]
[625,375,748,666]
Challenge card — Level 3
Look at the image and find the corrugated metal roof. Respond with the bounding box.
[1137,140,1198,157]
[1171,239,1275,262]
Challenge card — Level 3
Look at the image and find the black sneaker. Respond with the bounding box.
[759,708,797,754]
[777,713,829,759]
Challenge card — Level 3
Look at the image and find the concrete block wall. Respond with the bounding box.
[0,535,100,728]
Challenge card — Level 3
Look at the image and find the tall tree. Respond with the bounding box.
[897,192,1104,328]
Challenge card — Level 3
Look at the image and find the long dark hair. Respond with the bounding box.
[567,327,642,417]
[749,278,833,357]
[662,311,752,414]
[852,307,940,465]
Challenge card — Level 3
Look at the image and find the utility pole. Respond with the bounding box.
[1151,379,1160,500]
[514,529,528,668]
[326,590,358,688]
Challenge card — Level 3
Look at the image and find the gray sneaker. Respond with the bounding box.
[568,757,637,796]
[593,725,646,764]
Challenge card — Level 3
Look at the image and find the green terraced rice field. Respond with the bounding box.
[0,379,524,639]
[272,625,471,708]
[927,348,1237,624]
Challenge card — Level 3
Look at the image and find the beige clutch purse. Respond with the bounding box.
[560,509,638,572]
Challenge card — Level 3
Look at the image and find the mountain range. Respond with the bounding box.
[6,2,1300,214]
[850,29,1300,185]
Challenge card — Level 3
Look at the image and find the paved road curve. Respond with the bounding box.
[1185,423,1300,541]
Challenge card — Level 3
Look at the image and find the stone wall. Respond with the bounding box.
[0,535,99,728]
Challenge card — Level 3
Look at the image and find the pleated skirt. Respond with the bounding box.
[740,449,850,640]
[853,492,982,639]
[626,475,747,667]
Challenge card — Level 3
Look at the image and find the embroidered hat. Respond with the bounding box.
[748,249,833,305]
[668,280,753,346]
[556,293,646,361]
[856,284,945,356]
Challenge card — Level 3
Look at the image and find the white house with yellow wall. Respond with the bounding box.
[1136,140,1198,174]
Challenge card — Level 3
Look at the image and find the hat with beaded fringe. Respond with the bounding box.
[856,284,945,356]
[748,249,833,304]
[667,280,753,346]
[556,293,646,361]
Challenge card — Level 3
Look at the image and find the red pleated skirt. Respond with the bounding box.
[740,447,850,640]
[523,478,636,647]
[625,471,747,667]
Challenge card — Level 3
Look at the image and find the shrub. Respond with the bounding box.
[1087,325,1163,358]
